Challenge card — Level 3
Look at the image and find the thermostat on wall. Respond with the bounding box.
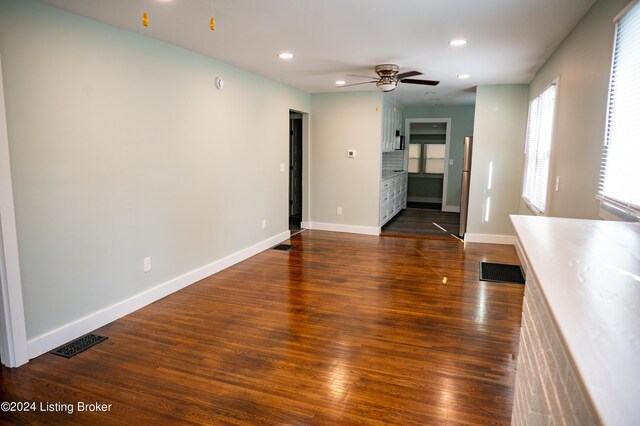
[215,77,224,89]
[347,149,356,158]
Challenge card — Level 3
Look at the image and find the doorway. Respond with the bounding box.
[405,118,452,210]
[381,118,460,239]
[289,112,303,235]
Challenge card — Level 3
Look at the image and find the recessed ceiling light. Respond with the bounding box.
[335,80,346,86]
[278,52,294,60]
[449,39,467,46]
[458,74,470,79]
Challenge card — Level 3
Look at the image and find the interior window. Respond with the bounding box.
[425,144,446,174]
[408,143,421,173]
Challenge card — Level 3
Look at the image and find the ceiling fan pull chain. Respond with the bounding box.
[210,0,216,30]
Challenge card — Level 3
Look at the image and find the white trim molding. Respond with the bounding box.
[27,231,291,359]
[0,54,29,368]
[464,233,516,245]
[404,117,455,212]
[513,235,530,280]
[442,205,461,213]
[407,196,442,204]
[303,222,381,236]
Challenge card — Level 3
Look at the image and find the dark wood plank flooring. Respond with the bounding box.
[0,230,524,425]
[382,208,461,238]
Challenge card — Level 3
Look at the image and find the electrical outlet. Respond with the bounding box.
[555,176,560,192]
[262,219,266,229]
[143,257,151,272]
[280,163,285,172]
[337,207,343,215]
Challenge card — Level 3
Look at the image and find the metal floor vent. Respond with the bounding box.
[479,262,525,284]
[51,333,108,358]
[272,244,295,251]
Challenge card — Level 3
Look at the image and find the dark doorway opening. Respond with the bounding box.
[289,112,303,234]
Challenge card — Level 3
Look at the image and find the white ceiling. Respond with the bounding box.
[40,0,597,107]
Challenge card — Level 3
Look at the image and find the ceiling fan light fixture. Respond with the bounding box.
[449,39,467,46]
[458,74,470,79]
[377,81,397,92]
[278,52,294,60]
[335,80,346,86]
[377,75,397,92]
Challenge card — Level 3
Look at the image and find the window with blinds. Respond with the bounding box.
[599,0,640,220]
[521,84,557,214]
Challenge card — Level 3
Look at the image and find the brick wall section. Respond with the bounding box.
[512,275,599,425]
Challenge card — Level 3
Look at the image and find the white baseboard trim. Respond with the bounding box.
[304,222,381,236]
[464,233,516,245]
[513,236,529,280]
[26,231,291,359]
[407,196,441,203]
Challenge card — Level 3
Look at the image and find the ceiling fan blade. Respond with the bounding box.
[397,71,422,80]
[339,81,377,88]
[400,78,440,86]
[347,74,378,79]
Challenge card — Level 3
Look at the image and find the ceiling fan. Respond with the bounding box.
[341,64,439,92]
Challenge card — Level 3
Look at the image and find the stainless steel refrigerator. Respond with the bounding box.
[459,136,473,238]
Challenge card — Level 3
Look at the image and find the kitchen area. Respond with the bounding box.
[379,100,471,239]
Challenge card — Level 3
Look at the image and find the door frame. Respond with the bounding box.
[289,109,309,231]
[289,112,303,220]
[404,118,455,211]
[0,53,29,367]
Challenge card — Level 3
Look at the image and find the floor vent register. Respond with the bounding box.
[50,333,108,358]
[479,262,525,284]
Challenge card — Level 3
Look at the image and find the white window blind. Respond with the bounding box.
[408,143,421,173]
[425,144,445,174]
[522,84,557,214]
[599,0,640,219]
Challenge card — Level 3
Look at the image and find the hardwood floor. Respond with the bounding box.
[0,231,524,425]
[382,208,461,239]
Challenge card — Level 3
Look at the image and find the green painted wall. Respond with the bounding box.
[0,0,310,340]
[522,0,628,218]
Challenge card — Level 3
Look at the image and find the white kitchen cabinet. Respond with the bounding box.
[381,100,402,152]
[379,172,407,226]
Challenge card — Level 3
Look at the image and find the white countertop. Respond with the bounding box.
[511,215,640,425]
